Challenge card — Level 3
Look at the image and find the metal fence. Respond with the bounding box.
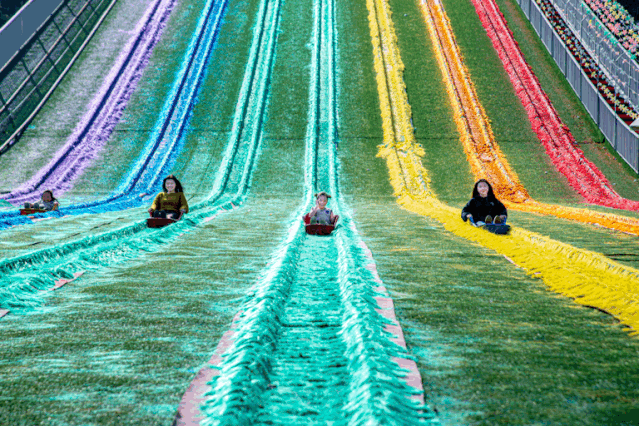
[0,0,64,69]
[549,0,639,112]
[516,0,639,173]
[0,0,117,155]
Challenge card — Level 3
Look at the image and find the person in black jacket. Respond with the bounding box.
[461,179,507,225]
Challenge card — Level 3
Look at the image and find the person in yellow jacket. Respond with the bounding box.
[148,175,188,220]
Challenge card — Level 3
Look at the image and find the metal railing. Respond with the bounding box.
[0,0,117,155]
[517,0,639,172]
[0,0,64,68]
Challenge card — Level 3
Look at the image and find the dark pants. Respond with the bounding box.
[470,216,507,225]
[153,210,180,219]
[24,202,46,210]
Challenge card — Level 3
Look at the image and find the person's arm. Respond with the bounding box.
[149,193,162,214]
[461,199,475,222]
[179,193,189,214]
[309,206,319,217]
[52,200,59,211]
[495,199,507,221]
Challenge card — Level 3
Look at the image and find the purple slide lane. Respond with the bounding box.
[1,0,176,205]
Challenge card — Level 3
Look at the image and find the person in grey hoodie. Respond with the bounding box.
[24,190,59,211]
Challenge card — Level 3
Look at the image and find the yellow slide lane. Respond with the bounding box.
[366,0,639,335]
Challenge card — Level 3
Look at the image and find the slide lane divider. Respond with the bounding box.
[368,0,639,335]
[0,0,229,230]
[174,0,436,423]
[0,0,277,319]
[420,0,639,236]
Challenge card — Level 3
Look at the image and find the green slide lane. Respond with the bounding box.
[183,0,434,422]
[338,0,639,424]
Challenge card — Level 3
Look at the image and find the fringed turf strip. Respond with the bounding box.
[174,311,244,424]
[1,0,175,206]
[368,0,639,335]
[357,235,426,407]
[0,0,229,230]
[0,0,279,318]
[260,232,349,423]
[471,0,639,211]
[174,0,436,423]
[368,0,433,199]
[419,0,639,236]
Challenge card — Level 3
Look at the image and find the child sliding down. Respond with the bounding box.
[148,175,188,220]
[24,190,59,211]
[308,191,336,225]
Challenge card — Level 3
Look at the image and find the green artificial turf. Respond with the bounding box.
[336,0,639,424]
[348,200,639,426]
[170,0,263,200]
[389,0,478,205]
[338,130,639,426]
[0,196,298,425]
[0,208,144,259]
[2,0,639,424]
[335,0,384,141]
[334,0,390,198]
[0,0,307,422]
[263,0,312,141]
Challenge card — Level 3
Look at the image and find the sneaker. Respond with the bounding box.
[494,216,502,224]
[485,215,493,224]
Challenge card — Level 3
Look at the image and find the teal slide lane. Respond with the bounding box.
[0,0,228,230]
[174,0,439,423]
[0,0,279,316]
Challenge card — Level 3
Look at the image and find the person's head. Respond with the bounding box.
[162,175,183,193]
[42,190,55,202]
[472,179,494,199]
[315,191,331,209]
